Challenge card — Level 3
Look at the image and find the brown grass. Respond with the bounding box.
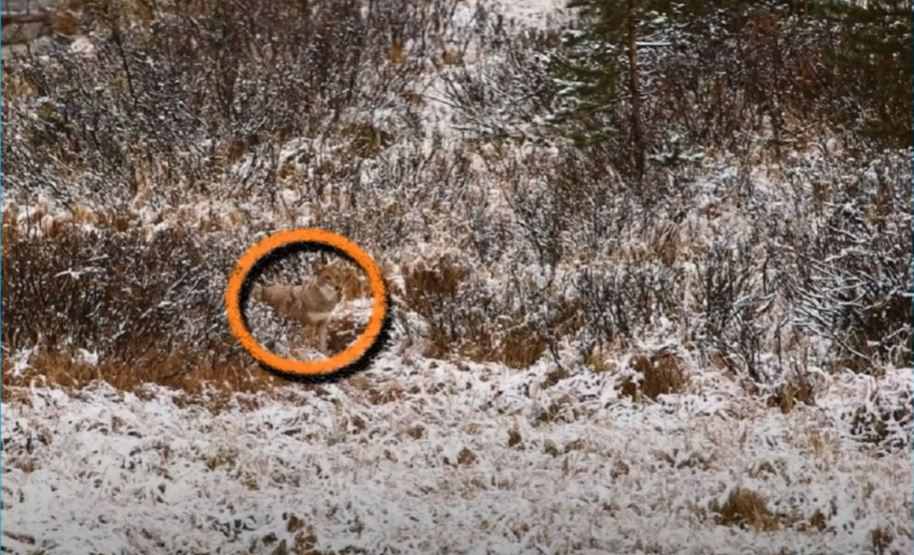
[456,447,478,466]
[542,366,569,389]
[2,345,283,398]
[585,341,622,373]
[500,326,547,369]
[401,251,580,368]
[507,426,523,448]
[402,254,467,316]
[51,10,81,37]
[619,352,688,401]
[711,487,780,531]
[0,222,296,400]
[870,526,895,555]
[766,379,815,414]
[388,37,406,65]
[0,219,382,401]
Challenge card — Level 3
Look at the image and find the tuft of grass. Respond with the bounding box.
[767,379,815,414]
[585,343,619,373]
[402,254,468,318]
[805,509,829,532]
[456,447,478,466]
[500,325,547,369]
[711,487,780,531]
[507,427,523,449]
[870,526,895,555]
[541,366,569,389]
[619,352,688,401]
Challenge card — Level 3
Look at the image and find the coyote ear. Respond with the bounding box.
[251,284,264,301]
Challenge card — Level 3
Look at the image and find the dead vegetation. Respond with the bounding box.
[0,0,910,449]
[711,487,780,532]
[619,352,688,401]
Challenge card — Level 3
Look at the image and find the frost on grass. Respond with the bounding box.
[3,359,911,554]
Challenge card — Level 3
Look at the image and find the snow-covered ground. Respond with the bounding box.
[3,354,910,554]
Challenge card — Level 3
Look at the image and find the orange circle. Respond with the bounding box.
[225,228,387,376]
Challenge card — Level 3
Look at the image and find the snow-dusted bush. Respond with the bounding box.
[3,0,445,208]
[2,223,245,384]
[3,0,910,391]
[777,148,912,371]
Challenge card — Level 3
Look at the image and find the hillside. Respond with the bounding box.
[2,0,911,553]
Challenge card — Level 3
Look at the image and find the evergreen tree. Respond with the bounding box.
[551,0,911,158]
[548,0,763,181]
[812,0,911,146]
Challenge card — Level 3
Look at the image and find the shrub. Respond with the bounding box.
[2,222,249,389]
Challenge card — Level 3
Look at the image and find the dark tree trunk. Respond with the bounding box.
[625,0,645,186]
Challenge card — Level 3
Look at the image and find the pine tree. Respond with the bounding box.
[812,0,911,146]
[549,0,911,160]
[551,0,661,184]
[548,0,763,182]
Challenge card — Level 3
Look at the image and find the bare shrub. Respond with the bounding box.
[779,150,912,371]
[694,241,774,383]
[847,373,912,454]
[400,252,570,369]
[575,262,684,358]
[440,25,563,144]
[2,223,245,387]
[3,0,445,209]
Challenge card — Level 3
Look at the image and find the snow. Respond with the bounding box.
[492,0,573,30]
[3,358,910,554]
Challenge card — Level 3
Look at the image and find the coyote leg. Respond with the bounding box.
[317,322,329,354]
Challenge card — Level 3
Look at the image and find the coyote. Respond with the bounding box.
[251,274,341,355]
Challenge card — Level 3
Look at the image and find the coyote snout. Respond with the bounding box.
[251,276,341,354]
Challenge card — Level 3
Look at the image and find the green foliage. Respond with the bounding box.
[548,1,625,143]
[550,0,911,150]
[550,0,753,140]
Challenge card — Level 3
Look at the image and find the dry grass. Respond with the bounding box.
[711,487,780,531]
[0,222,286,397]
[541,366,570,389]
[619,352,688,401]
[584,342,622,373]
[402,254,468,317]
[767,379,816,414]
[870,526,895,555]
[499,325,548,369]
[2,345,283,398]
[400,253,580,367]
